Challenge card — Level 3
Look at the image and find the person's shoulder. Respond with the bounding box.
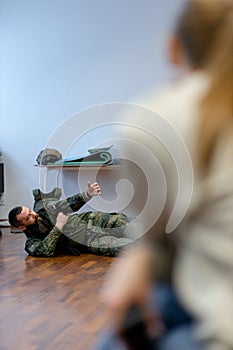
[141,72,209,115]
[137,72,210,138]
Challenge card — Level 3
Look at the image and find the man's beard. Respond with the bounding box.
[37,213,53,233]
[25,213,54,239]
[35,215,41,225]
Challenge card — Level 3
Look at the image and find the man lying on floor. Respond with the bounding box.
[8,181,132,257]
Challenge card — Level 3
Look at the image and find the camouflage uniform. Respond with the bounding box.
[24,188,132,257]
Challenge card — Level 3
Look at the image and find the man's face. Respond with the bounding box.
[16,206,39,229]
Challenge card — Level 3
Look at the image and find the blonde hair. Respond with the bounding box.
[177,0,233,172]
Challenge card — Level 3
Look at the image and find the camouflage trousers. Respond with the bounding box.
[64,211,133,256]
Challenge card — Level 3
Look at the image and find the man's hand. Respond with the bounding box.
[87,181,101,197]
[55,212,69,231]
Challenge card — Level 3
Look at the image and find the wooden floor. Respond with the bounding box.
[0,227,113,350]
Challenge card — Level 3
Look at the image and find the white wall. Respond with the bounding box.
[0,0,185,219]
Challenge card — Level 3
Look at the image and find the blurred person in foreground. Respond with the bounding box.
[96,0,233,349]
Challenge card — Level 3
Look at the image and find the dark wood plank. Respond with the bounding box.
[0,228,113,350]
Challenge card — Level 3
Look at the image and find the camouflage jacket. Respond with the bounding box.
[24,189,131,257]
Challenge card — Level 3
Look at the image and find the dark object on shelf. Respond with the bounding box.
[88,145,113,154]
[53,151,112,166]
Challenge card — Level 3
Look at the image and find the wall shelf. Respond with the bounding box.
[35,164,120,171]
